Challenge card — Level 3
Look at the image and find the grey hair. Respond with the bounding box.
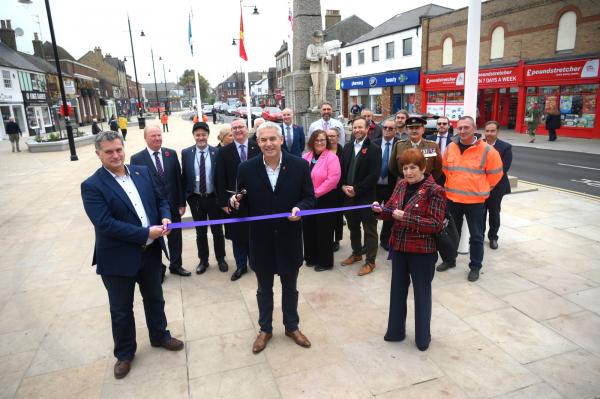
[253,117,265,128]
[360,108,373,114]
[382,116,395,125]
[95,131,124,150]
[143,124,161,136]
[458,115,476,128]
[256,121,282,138]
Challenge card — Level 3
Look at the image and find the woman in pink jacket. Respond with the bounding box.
[302,129,342,271]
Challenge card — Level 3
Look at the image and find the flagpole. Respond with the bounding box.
[190,7,203,119]
[245,69,251,130]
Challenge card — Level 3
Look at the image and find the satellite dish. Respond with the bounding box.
[15,27,24,37]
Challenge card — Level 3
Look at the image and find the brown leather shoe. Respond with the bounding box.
[252,331,272,354]
[114,360,132,379]
[151,337,184,351]
[358,263,375,276]
[285,329,311,348]
[341,254,362,266]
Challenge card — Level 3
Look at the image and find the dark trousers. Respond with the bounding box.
[255,269,299,333]
[303,190,337,268]
[334,213,343,242]
[386,251,436,349]
[232,239,249,272]
[484,192,504,241]
[167,207,183,269]
[121,129,127,140]
[346,206,378,264]
[548,128,557,141]
[187,193,226,261]
[376,184,393,246]
[101,242,171,361]
[448,200,485,270]
[162,123,168,132]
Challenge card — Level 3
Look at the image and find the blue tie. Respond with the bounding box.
[381,142,390,179]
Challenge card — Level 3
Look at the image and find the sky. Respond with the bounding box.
[3,0,470,87]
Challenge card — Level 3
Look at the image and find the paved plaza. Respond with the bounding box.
[1,115,600,398]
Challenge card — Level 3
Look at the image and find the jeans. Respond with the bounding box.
[447,200,485,270]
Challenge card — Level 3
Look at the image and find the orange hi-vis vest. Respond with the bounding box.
[442,137,503,204]
[161,114,168,124]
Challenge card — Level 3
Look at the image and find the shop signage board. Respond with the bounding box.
[524,59,599,84]
[340,70,420,90]
[423,66,521,90]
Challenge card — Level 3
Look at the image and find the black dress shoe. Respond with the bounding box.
[305,261,316,267]
[360,245,367,255]
[489,239,498,250]
[468,269,480,282]
[315,265,333,272]
[436,261,456,272]
[196,260,209,274]
[218,259,229,272]
[170,266,191,276]
[231,268,247,281]
[380,242,389,251]
[384,334,405,342]
[332,241,340,252]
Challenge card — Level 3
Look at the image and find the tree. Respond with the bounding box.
[178,69,213,104]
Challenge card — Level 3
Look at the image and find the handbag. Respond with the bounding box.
[435,211,459,260]
[524,116,533,123]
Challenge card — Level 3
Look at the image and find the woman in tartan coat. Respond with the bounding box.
[372,148,445,351]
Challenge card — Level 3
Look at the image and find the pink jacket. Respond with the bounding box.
[303,149,341,198]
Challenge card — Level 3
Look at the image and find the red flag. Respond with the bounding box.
[239,10,248,61]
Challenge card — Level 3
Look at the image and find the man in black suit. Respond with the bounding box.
[130,125,191,277]
[340,117,382,276]
[362,108,382,140]
[81,131,184,379]
[216,118,260,281]
[181,122,228,274]
[281,108,305,157]
[425,116,453,154]
[230,121,315,354]
[373,117,398,250]
[482,121,512,250]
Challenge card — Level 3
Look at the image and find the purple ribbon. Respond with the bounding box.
[168,204,372,230]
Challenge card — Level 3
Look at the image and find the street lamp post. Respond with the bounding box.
[19,0,78,160]
[127,15,144,118]
[159,57,169,115]
[149,48,161,119]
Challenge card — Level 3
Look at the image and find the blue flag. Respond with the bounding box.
[188,13,193,55]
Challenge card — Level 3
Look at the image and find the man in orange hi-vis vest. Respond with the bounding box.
[437,116,503,282]
[161,112,169,132]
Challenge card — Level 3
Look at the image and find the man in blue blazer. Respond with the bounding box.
[482,121,513,250]
[231,121,315,354]
[281,108,305,157]
[130,125,190,277]
[81,131,184,379]
[181,122,228,274]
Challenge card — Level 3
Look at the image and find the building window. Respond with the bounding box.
[2,70,11,88]
[490,26,505,60]
[526,84,596,128]
[372,45,379,62]
[358,49,364,65]
[386,42,395,59]
[403,38,412,56]
[556,11,577,51]
[442,37,453,66]
[345,52,352,67]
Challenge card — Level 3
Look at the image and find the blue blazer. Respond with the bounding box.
[281,124,305,157]
[130,147,185,209]
[181,145,218,200]
[491,138,513,196]
[81,165,171,277]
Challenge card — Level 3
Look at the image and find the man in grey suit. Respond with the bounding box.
[181,122,228,274]
[130,125,191,277]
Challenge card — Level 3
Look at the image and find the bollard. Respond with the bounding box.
[458,215,470,254]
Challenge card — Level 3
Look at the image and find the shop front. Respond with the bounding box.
[22,91,53,136]
[340,69,420,120]
[521,58,599,139]
[0,67,27,139]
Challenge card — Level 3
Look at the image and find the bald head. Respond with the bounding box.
[282,108,294,125]
[143,125,162,151]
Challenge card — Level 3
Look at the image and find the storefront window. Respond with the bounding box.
[428,91,445,103]
[371,95,382,114]
[26,106,38,128]
[526,84,596,128]
[446,91,464,103]
[41,107,52,126]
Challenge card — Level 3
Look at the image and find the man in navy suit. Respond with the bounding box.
[81,131,184,379]
[182,122,228,274]
[482,121,512,250]
[425,116,453,186]
[281,108,305,157]
[230,122,315,354]
[130,125,191,277]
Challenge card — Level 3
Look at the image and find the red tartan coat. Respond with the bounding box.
[378,175,446,253]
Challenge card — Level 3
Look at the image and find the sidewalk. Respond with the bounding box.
[0,114,599,398]
[487,129,600,155]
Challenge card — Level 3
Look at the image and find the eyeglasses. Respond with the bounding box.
[437,122,448,126]
[383,126,395,131]
[231,126,245,130]
[314,139,327,143]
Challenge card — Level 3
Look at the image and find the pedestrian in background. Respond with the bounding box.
[545,107,561,142]
[118,114,128,140]
[109,114,119,132]
[91,118,101,135]
[525,103,540,143]
[5,117,22,152]
[372,148,445,351]
[212,107,218,124]
[302,129,341,272]
[327,127,344,252]
[394,110,409,140]
[362,108,382,140]
[161,112,169,132]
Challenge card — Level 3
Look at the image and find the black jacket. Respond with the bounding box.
[340,137,382,204]
[372,136,399,193]
[490,138,513,197]
[545,113,561,130]
[5,121,21,135]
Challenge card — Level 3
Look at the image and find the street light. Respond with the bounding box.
[19,0,78,161]
[159,56,170,115]
[127,15,144,120]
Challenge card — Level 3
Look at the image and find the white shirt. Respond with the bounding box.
[106,166,153,244]
[378,138,394,185]
[146,147,163,173]
[309,118,344,141]
[193,146,213,194]
[353,138,366,156]
[263,155,282,191]
[235,139,249,161]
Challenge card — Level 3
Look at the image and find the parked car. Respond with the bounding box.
[235,107,246,118]
[226,105,238,116]
[261,106,283,123]
[202,104,213,115]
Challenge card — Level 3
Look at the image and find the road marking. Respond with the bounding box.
[519,180,600,201]
[557,163,600,171]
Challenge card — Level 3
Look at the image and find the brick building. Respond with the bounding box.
[421,0,600,138]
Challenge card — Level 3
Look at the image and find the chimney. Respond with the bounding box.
[32,32,45,58]
[0,20,17,50]
[325,10,341,29]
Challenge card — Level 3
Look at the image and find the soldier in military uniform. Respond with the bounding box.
[388,116,443,185]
